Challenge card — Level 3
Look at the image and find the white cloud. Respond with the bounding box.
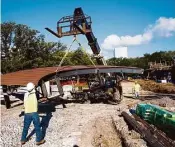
[152,17,175,37]
[101,17,175,50]
[101,32,152,49]
[115,47,128,58]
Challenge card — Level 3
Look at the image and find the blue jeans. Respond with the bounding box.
[135,92,139,98]
[21,112,42,142]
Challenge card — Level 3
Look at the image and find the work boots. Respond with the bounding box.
[21,139,45,146]
[21,141,27,145]
[36,139,46,146]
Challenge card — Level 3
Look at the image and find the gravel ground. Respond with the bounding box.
[1,98,144,147]
[1,81,174,147]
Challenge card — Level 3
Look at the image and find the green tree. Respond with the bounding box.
[1,22,65,73]
[107,51,175,69]
[1,22,15,58]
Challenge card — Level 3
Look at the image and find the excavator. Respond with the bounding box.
[45,7,142,104]
[45,7,123,103]
[1,8,144,109]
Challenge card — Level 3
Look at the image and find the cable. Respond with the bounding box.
[56,36,76,72]
[74,38,96,67]
[56,35,97,76]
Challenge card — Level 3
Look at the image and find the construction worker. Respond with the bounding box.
[113,80,123,103]
[133,81,141,99]
[105,76,123,103]
[105,76,115,97]
[21,82,45,145]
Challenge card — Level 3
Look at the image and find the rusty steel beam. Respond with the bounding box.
[132,114,175,147]
[1,66,144,86]
[122,111,165,147]
[41,80,48,98]
[61,29,91,36]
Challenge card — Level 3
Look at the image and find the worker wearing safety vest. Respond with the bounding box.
[133,81,141,98]
[21,82,45,146]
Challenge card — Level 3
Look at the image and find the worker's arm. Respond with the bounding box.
[132,85,135,94]
[19,93,27,117]
[23,92,28,109]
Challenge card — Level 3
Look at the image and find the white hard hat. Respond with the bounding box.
[26,82,35,92]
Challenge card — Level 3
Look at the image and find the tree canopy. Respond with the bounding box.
[107,51,175,69]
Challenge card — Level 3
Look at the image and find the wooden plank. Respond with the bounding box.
[132,114,175,147]
[122,111,165,147]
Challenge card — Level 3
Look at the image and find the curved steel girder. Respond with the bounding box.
[57,67,143,78]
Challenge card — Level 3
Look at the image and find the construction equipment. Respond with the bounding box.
[44,7,145,104]
[45,7,106,65]
[136,103,175,139]
[1,8,145,109]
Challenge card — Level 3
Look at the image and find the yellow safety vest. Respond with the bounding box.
[24,92,38,113]
[134,84,141,92]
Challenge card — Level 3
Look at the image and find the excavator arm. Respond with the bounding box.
[45,7,106,65]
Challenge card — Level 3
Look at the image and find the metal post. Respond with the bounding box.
[55,77,64,96]
[3,86,11,109]
[97,70,104,86]
[41,80,48,98]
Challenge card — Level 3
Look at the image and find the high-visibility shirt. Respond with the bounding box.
[134,84,141,92]
[24,92,38,113]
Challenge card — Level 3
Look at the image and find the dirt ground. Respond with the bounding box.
[0,81,174,147]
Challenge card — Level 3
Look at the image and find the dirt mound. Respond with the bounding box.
[136,80,175,94]
[80,117,122,147]
[144,96,175,112]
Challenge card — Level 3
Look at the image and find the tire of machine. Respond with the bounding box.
[4,95,11,109]
[113,87,123,103]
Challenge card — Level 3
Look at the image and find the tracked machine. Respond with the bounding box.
[45,7,142,104]
[1,8,143,109]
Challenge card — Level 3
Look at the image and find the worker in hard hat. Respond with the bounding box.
[133,81,141,99]
[105,76,115,97]
[21,82,45,146]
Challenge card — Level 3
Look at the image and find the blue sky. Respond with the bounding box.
[2,0,175,58]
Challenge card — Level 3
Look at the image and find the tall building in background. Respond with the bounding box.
[114,47,128,58]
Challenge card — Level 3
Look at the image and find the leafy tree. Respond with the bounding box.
[1,22,15,58]
[70,48,94,65]
[1,22,62,73]
[107,51,175,69]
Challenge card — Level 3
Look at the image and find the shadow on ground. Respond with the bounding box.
[25,102,55,140]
